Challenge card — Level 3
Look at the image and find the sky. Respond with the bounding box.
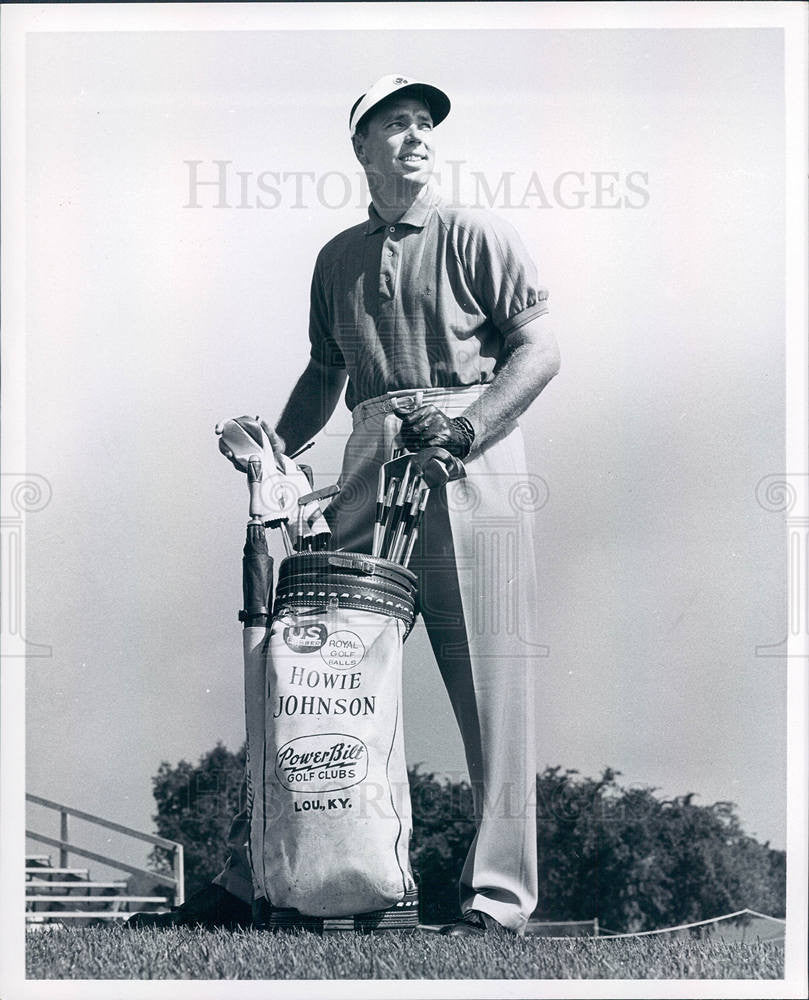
[18,19,790,888]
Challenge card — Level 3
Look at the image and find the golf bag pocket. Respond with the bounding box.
[246,552,418,917]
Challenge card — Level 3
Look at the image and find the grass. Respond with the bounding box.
[26,925,784,980]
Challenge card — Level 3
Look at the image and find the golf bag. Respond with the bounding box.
[242,547,420,928]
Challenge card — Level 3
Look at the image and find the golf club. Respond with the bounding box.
[373,477,399,558]
[402,489,430,568]
[381,461,413,559]
[387,475,421,563]
[264,516,294,557]
[390,478,424,564]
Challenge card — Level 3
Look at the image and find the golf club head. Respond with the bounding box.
[380,453,413,479]
[411,447,467,488]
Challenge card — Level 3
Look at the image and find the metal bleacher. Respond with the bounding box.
[26,794,184,926]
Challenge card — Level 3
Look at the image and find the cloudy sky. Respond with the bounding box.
[11,8,798,900]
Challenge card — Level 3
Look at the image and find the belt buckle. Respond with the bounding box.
[388,391,421,414]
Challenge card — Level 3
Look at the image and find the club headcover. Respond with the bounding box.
[216,415,285,473]
[216,417,330,540]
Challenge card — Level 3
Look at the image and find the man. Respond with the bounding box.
[132,74,559,936]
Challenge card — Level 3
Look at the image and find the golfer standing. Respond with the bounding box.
[132,74,560,936]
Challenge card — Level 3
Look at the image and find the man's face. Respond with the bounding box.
[353,97,435,191]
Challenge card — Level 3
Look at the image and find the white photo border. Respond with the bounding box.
[2,3,806,999]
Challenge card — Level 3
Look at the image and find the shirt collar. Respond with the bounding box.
[365,181,440,235]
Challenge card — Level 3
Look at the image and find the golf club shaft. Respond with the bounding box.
[281,522,294,556]
[382,462,412,559]
[298,483,339,552]
[266,518,294,557]
[288,440,315,460]
[402,490,429,567]
[391,478,423,563]
[374,477,399,558]
[372,464,387,558]
[388,476,420,563]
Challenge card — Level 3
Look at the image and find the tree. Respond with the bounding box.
[149,742,246,898]
[531,770,785,931]
[148,748,785,929]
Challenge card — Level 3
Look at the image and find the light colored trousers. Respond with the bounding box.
[215,385,541,933]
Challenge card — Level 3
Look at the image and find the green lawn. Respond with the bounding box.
[26,925,784,980]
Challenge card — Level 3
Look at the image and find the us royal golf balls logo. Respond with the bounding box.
[320,630,365,670]
[283,623,328,653]
[274,733,368,792]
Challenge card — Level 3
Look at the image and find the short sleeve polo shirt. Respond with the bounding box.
[308,183,550,411]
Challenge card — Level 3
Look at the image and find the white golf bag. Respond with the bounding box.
[242,549,419,930]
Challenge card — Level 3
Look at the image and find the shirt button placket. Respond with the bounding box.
[380,227,397,299]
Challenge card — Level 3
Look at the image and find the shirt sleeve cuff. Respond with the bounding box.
[498,299,550,338]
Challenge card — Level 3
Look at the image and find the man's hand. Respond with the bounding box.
[393,402,472,459]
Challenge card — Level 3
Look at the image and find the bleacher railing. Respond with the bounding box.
[26,793,184,907]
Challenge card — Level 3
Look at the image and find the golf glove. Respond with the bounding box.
[393,403,475,459]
